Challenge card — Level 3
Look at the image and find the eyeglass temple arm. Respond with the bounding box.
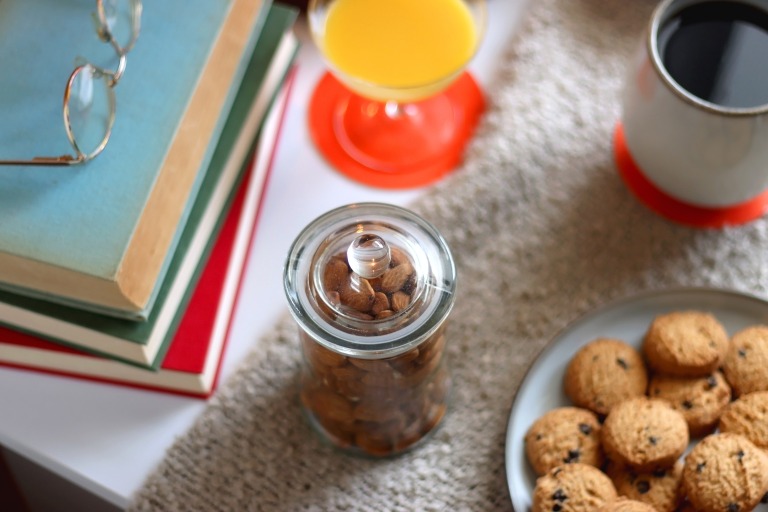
[0,155,85,167]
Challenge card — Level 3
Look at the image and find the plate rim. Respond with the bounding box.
[502,285,768,510]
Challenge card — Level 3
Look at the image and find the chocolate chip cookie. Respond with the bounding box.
[682,432,768,512]
[606,460,683,512]
[532,463,618,512]
[601,397,689,472]
[648,371,731,437]
[525,406,604,475]
[718,391,768,450]
[564,338,648,415]
[722,325,768,397]
[643,311,729,377]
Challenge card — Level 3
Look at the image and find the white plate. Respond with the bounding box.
[504,287,768,512]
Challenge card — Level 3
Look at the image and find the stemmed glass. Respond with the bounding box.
[307,0,487,188]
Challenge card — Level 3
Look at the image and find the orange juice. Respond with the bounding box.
[317,0,481,101]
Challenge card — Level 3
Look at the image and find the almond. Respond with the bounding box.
[333,377,366,400]
[323,257,349,292]
[381,262,414,293]
[339,275,375,312]
[368,276,383,292]
[304,339,347,368]
[391,291,411,312]
[371,292,390,315]
[331,365,363,382]
[354,431,393,457]
[349,357,390,373]
[307,388,354,423]
[417,333,446,366]
[389,246,410,267]
[352,402,402,423]
[388,348,420,372]
[362,371,401,388]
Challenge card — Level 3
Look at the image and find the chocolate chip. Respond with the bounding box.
[648,436,658,445]
[652,468,667,478]
[616,358,628,369]
[552,489,567,502]
[563,449,580,463]
[682,400,693,410]
[536,434,542,441]
[761,492,768,504]
[727,503,740,512]
[705,375,717,389]
[552,504,562,512]
[736,450,745,462]
[636,480,650,494]
[738,348,747,358]
[578,423,592,435]
[696,462,706,473]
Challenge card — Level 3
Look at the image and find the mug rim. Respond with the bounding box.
[647,0,768,117]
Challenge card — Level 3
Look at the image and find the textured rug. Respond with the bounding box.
[129,0,768,510]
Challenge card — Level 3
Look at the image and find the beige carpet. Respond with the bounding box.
[129,0,768,510]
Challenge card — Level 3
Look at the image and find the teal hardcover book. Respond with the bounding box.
[0,0,270,319]
[0,4,299,367]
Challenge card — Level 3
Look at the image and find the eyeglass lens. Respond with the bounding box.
[66,65,115,159]
[99,0,139,54]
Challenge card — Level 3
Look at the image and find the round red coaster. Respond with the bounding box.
[308,71,485,189]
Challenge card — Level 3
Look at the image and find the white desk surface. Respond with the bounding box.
[0,2,529,508]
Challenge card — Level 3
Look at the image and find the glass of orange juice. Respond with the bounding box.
[308,0,487,188]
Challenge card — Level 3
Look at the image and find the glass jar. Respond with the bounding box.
[283,203,456,457]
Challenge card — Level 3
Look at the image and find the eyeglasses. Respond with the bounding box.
[0,0,142,167]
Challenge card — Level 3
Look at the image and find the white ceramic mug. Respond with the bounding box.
[617,0,768,225]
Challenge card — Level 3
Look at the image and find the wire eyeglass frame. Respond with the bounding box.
[0,0,142,167]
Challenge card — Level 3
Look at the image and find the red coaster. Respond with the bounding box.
[308,71,485,189]
[613,123,768,228]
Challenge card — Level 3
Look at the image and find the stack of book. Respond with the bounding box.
[0,0,300,397]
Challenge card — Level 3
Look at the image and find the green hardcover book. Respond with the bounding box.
[0,5,300,368]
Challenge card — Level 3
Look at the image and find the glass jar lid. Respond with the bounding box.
[283,203,456,359]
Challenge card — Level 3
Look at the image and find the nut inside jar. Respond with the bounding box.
[300,326,450,457]
[317,244,419,325]
[299,241,450,456]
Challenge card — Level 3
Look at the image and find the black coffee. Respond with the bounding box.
[657,1,768,109]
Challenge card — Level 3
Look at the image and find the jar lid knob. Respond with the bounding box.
[347,234,391,279]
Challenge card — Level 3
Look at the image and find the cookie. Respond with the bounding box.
[648,371,731,437]
[596,497,658,512]
[532,463,618,512]
[601,397,689,472]
[722,325,768,397]
[606,460,683,512]
[525,406,604,475]
[564,338,648,415]
[718,391,768,450]
[642,311,729,377]
[682,433,768,512]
